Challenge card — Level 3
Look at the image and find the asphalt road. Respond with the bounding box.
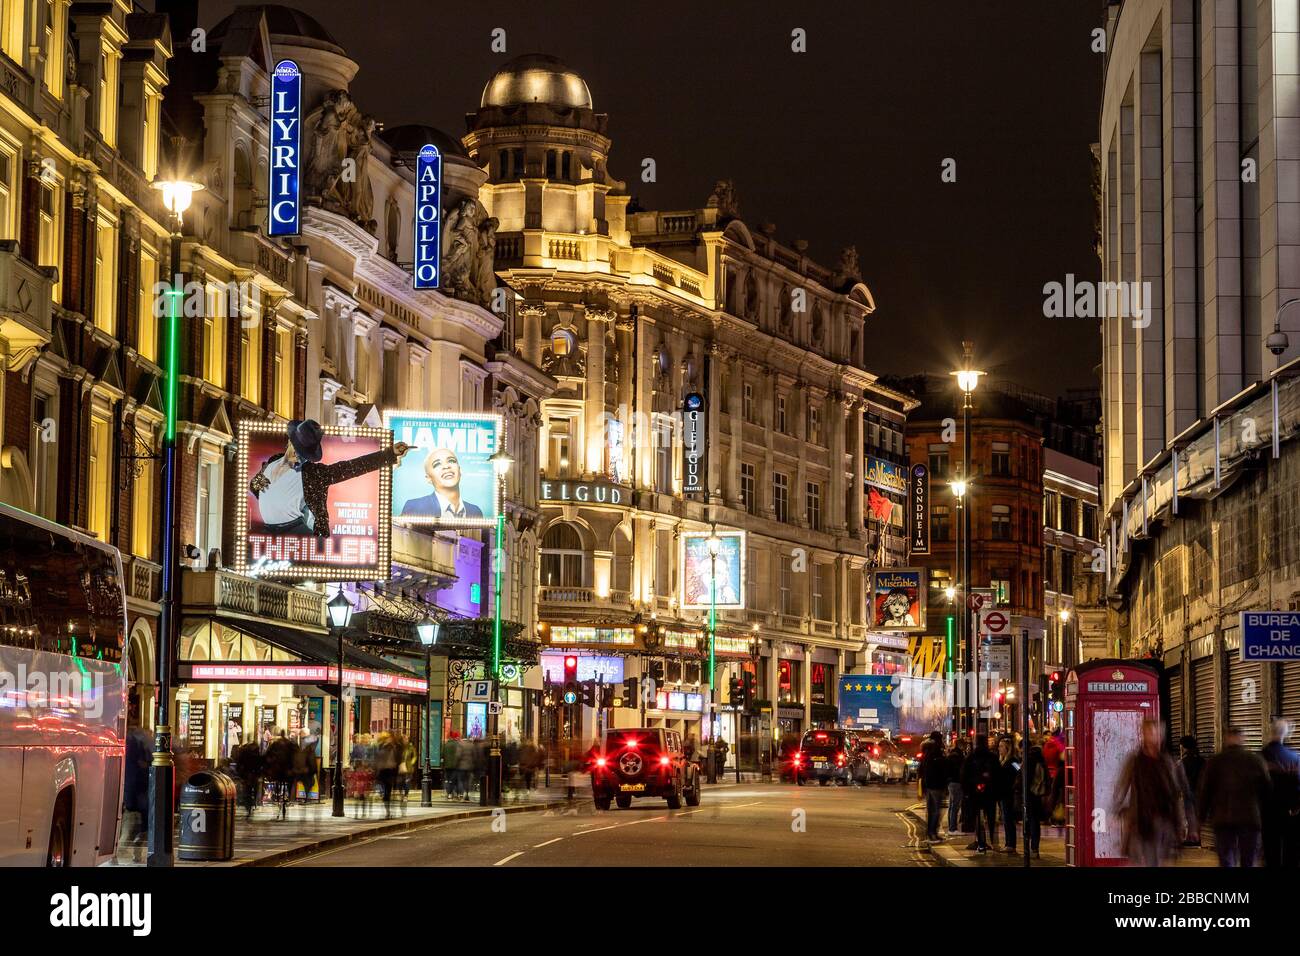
[287,780,933,867]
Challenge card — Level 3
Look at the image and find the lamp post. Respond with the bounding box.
[706,526,722,784]
[951,343,983,741]
[417,617,440,807]
[951,477,967,737]
[146,175,203,868]
[327,590,354,817]
[487,443,513,806]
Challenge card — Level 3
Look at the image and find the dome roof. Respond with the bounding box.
[210,5,345,56]
[380,124,469,160]
[480,54,592,110]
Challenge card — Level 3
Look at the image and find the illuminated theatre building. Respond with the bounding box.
[152,4,552,770]
[470,55,914,759]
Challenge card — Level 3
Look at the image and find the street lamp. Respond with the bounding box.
[706,527,722,784]
[951,343,983,742]
[417,617,441,807]
[327,590,354,817]
[145,173,204,868]
[487,443,513,806]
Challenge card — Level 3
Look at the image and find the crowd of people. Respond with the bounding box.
[917,729,1065,857]
[441,734,549,801]
[915,717,1300,867]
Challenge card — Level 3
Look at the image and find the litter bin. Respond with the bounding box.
[178,769,236,861]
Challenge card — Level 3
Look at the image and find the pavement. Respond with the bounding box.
[904,806,1221,868]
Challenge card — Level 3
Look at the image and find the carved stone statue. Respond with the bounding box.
[441,198,500,308]
[706,179,740,220]
[832,246,862,287]
[743,270,758,321]
[305,90,378,230]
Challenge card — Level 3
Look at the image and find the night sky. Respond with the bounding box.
[196,0,1105,397]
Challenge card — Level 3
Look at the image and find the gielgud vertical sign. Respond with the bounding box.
[908,462,930,556]
[683,392,705,495]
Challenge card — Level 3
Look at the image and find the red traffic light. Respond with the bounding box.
[1050,671,1061,682]
[565,655,578,669]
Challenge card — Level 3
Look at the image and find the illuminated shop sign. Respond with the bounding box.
[865,456,906,495]
[183,663,426,694]
[539,479,628,505]
[660,629,702,651]
[413,144,441,288]
[268,59,302,236]
[546,626,635,646]
[653,690,705,713]
[682,392,705,495]
[540,652,625,683]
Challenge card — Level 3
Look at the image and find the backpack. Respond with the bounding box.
[1029,762,1048,798]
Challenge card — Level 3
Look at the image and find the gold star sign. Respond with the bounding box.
[854,683,863,691]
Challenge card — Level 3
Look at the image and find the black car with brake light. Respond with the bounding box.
[590,727,701,810]
[793,729,854,785]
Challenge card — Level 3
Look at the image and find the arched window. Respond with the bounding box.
[233,147,253,228]
[541,523,585,587]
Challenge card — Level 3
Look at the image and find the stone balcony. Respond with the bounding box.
[0,241,56,365]
[183,568,326,630]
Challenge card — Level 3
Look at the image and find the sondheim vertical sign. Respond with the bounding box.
[413,144,441,288]
[268,60,302,236]
[682,392,705,495]
[908,462,930,556]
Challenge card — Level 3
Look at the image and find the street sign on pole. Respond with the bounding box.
[488,701,503,715]
[464,680,494,702]
[978,608,1010,639]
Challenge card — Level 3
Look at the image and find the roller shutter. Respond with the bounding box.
[1279,661,1300,731]
[1192,657,1216,754]
[1225,657,1263,751]
[1166,665,1184,739]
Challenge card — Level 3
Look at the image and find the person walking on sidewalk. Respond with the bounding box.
[918,731,949,841]
[1023,743,1047,858]
[994,736,1021,854]
[962,735,998,853]
[1178,736,1206,846]
[1198,726,1270,867]
[944,739,965,836]
[1113,719,1186,866]
[1261,719,1300,867]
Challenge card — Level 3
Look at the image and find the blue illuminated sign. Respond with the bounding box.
[1241,611,1300,661]
[268,59,302,236]
[413,144,441,288]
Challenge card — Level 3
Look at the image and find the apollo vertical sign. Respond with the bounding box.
[908,463,930,555]
[268,59,302,236]
[413,144,441,288]
[682,392,706,495]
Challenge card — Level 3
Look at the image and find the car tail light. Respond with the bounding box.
[916,752,923,759]
[596,757,606,767]
[793,752,803,764]
[836,752,846,765]
[660,756,671,766]
[625,737,638,748]
[873,746,880,756]
[815,732,828,741]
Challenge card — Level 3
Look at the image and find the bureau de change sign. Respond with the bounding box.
[1240,611,1300,661]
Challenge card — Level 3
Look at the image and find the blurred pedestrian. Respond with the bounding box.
[376,731,401,817]
[1197,726,1269,866]
[944,739,965,836]
[1113,719,1185,866]
[918,731,949,841]
[234,739,264,819]
[1261,719,1300,867]
[263,728,298,819]
[962,735,997,853]
[1178,736,1205,846]
[444,733,462,800]
[121,727,151,849]
[1024,742,1048,858]
[294,725,319,802]
[456,734,476,801]
[994,736,1020,854]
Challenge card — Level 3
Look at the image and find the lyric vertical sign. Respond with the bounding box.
[908,462,930,555]
[683,392,706,495]
[268,59,302,236]
[413,144,441,288]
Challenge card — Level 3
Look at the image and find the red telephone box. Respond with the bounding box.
[1063,659,1160,866]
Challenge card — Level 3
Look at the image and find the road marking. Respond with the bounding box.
[573,814,667,835]
[533,837,563,847]
[494,851,525,866]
